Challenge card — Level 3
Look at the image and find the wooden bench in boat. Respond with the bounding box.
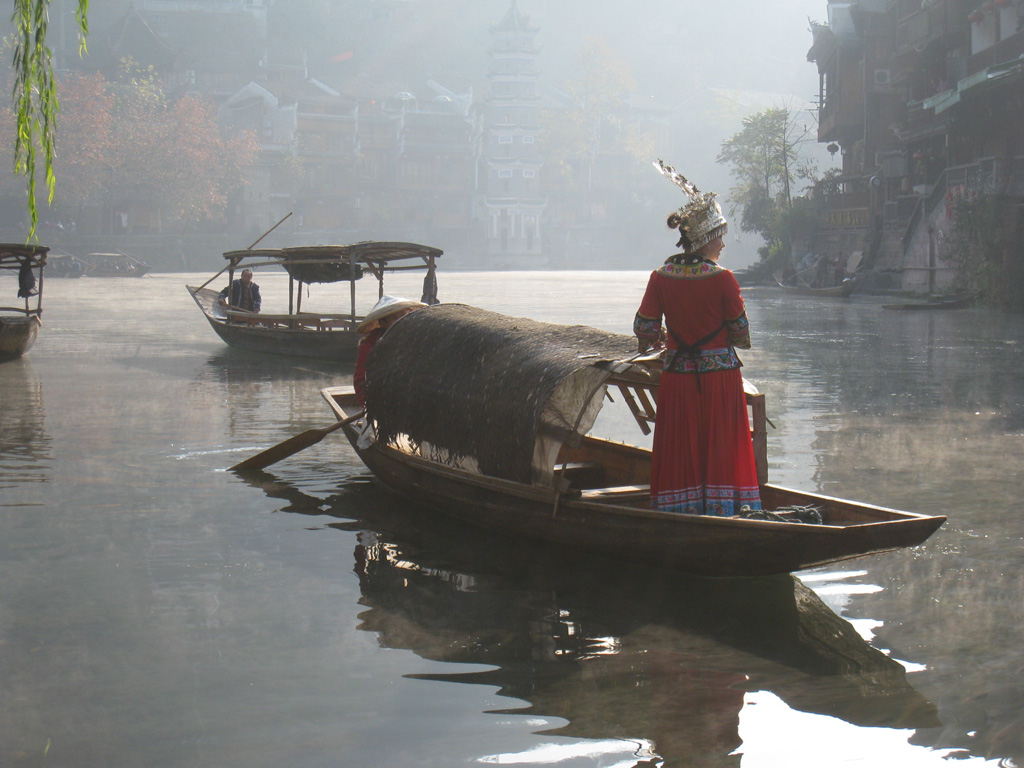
[224,310,359,331]
[578,485,651,504]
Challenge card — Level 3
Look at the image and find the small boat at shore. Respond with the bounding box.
[187,241,442,361]
[774,275,860,297]
[882,291,979,311]
[316,304,945,577]
[46,252,88,278]
[0,244,49,361]
[82,252,150,277]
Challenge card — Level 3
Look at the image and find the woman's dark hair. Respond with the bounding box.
[667,213,693,252]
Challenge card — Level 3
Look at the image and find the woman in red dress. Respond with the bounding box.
[634,162,761,516]
[354,295,424,407]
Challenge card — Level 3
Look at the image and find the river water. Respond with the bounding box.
[1,269,1022,768]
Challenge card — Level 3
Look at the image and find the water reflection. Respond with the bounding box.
[9,275,1020,766]
[194,350,355,457]
[198,348,354,386]
[0,359,50,491]
[242,471,939,766]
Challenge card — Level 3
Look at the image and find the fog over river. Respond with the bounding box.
[1,270,1021,767]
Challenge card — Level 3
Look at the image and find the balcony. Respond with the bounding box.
[895,2,952,53]
[947,155,1024,196]
[969,30,1024,74]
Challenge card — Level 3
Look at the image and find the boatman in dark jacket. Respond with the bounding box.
[17,258,37,298]
[218,269,261,313]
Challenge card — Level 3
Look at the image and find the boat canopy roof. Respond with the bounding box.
[0,243,48,269]
[365,304,645,484]
[222,241,443,285]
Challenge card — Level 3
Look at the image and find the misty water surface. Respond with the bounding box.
[0,271,1021,767]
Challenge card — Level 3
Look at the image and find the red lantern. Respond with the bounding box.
[982,1,994,9]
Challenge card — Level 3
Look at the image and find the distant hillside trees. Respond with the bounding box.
[47,72,112,208]
[102,59,258,232]
[543,38,646,185]
[542,37,660,238]
[0,59,258,234]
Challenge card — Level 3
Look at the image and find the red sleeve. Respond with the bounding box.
[636,271,663,322]
[721,270,745,321]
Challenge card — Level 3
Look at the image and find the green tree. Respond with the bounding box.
[945,192,1024,310]
[717,106,817,272]
[12,0,89,239]
[717,107,815,233]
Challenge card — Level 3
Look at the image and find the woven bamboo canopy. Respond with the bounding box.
[277,246,365,283]
[365,304,637,483]
[221,242,443,284]
[0,243,48,269]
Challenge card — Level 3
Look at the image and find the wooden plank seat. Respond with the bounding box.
[223,310,358,331]
[578,485,651,504]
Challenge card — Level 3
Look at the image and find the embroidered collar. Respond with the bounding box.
[657,260,726,279]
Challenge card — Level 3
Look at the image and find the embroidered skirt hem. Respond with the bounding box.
[650,369,762,516]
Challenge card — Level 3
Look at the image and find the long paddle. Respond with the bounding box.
[229,411,363,471]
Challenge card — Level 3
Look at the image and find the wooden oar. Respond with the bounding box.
[229,412,363,471]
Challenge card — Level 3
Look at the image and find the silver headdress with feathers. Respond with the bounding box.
[655,159,728,253]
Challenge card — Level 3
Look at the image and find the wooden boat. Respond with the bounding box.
[318,304,945,577]
[46,251,88,278]
[775,251,863,297]
[774,275,860,297]
[187,241,442,361]
[882,290,979,311]
[82,252,150,277]
[0,244,48,361]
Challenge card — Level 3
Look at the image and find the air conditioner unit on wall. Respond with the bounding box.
[874,69,891,86]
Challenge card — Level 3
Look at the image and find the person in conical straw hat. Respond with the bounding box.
[633,160,761,517]
[354,295,426,407]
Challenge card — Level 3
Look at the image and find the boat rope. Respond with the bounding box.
[739,505,823,524]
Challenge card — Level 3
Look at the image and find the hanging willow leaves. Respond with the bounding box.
[11,0,89,240]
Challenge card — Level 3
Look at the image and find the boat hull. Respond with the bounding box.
[188,285,361,360]
[882,291,979,310]
[775,278,858,297]
[204,314,360,359]
[0,316,41,361]
[319,379,944,578]
[86,267,149,278]
[348,435,943,576]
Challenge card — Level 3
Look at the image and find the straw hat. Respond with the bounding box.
[357,295,426,333]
